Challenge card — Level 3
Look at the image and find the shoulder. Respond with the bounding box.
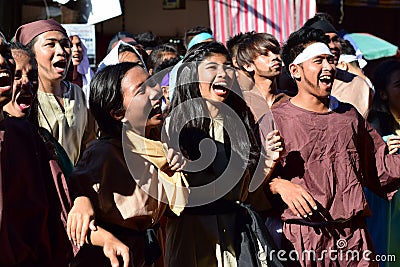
[271,93,291,109]
[335,69,369,89]
[65,81,86,100]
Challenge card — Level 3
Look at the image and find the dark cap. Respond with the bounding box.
[14,19,67,46]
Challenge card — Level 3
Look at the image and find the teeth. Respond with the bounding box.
[152,103,160,109]
[214,82,227,86]
[0,72,10,78]
[320,76,331,80]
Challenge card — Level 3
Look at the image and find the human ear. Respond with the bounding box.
[110,108,125,121]
[337,62,348,71]
[243,63,254,73]
[289,63,301,79]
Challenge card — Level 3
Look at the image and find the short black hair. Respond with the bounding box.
[147,44,179,71]
[90,62,144,136]
[134,31,161,50]
[183,26,213,49]
[281,26,329,72]
[236,32,280,73]
[107,31,136,54]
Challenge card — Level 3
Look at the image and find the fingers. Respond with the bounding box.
[166,148,186,171]
[68,216,78,246]
[266,130,284,152]
[293,193,315,217]
[106,251,120,267]
[175,159,187,171]
[387,137,400,154]
[89,219,97,231]
[67,213,96,247]
[67,214,75,244]
[104,244,130,267]
[273,179,317,218]
[75,216,83,247]
[120,248,130,267]
[79,216,90,247]
[266,129,279,139]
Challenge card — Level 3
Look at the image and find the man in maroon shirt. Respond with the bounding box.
[259,26,400,266]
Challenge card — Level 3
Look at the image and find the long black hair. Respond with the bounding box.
[368,59,400,136]
[89,62,144,137]
[168,41,259,169]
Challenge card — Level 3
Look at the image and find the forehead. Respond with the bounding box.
[201,53,228,63]
[307,53,334,62]
[119,51,140,63]
[122,66,148,86]
[70,35,81,43]
[36,30,69,42]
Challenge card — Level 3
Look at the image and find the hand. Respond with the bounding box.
[166,147,187,171]
[67,196,97,247]
[103,236,130,267]
[386,135,400,154]
[266,130,284,162]
[269,178,317,218]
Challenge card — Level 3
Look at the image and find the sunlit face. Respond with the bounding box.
[33,30,71,82]
[122,66,163,131]
[0,36,14,106]
[294,53,336,99]
[198,53,235,103]
[384,69,400,114]
[70,35,83,66]
[325,32,341,65]
[249,51,282,79]
[4,50,38,117]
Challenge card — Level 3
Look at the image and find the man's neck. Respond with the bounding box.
[254,75,278,107]
[291,92,330,113]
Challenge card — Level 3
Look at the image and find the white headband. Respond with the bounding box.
[292,42,333,65]
[338,54,367,69]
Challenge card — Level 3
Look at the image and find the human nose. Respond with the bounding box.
[322,58,334,70]
[20,75,34,91]
[149,83,163,101]
[217,64,227,77]
[56,42,69,57]
[71,44,78,52]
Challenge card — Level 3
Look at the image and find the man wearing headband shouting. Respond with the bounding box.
[258,27,400,266]
[304,13,372,118]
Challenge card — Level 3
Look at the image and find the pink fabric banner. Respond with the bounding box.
[209,0,316,45]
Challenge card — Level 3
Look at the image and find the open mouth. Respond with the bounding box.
[148,101,162,118]
[212,81,230,97]
[319,75,333,87]
[72,54,81,62]
[15,91,33,111]
[53,61,68,73]
[0,70,12,94]
[0,70,12,87]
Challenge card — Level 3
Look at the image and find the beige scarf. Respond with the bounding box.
[125,129,189,215]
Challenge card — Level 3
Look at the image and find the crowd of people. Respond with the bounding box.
[0,11,400,267]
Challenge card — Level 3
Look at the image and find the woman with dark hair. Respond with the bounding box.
[164,41,282,267]
[366,59,400,261]
[0,31,72,267]
[13,19,95,165]
[68,61,187,267]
